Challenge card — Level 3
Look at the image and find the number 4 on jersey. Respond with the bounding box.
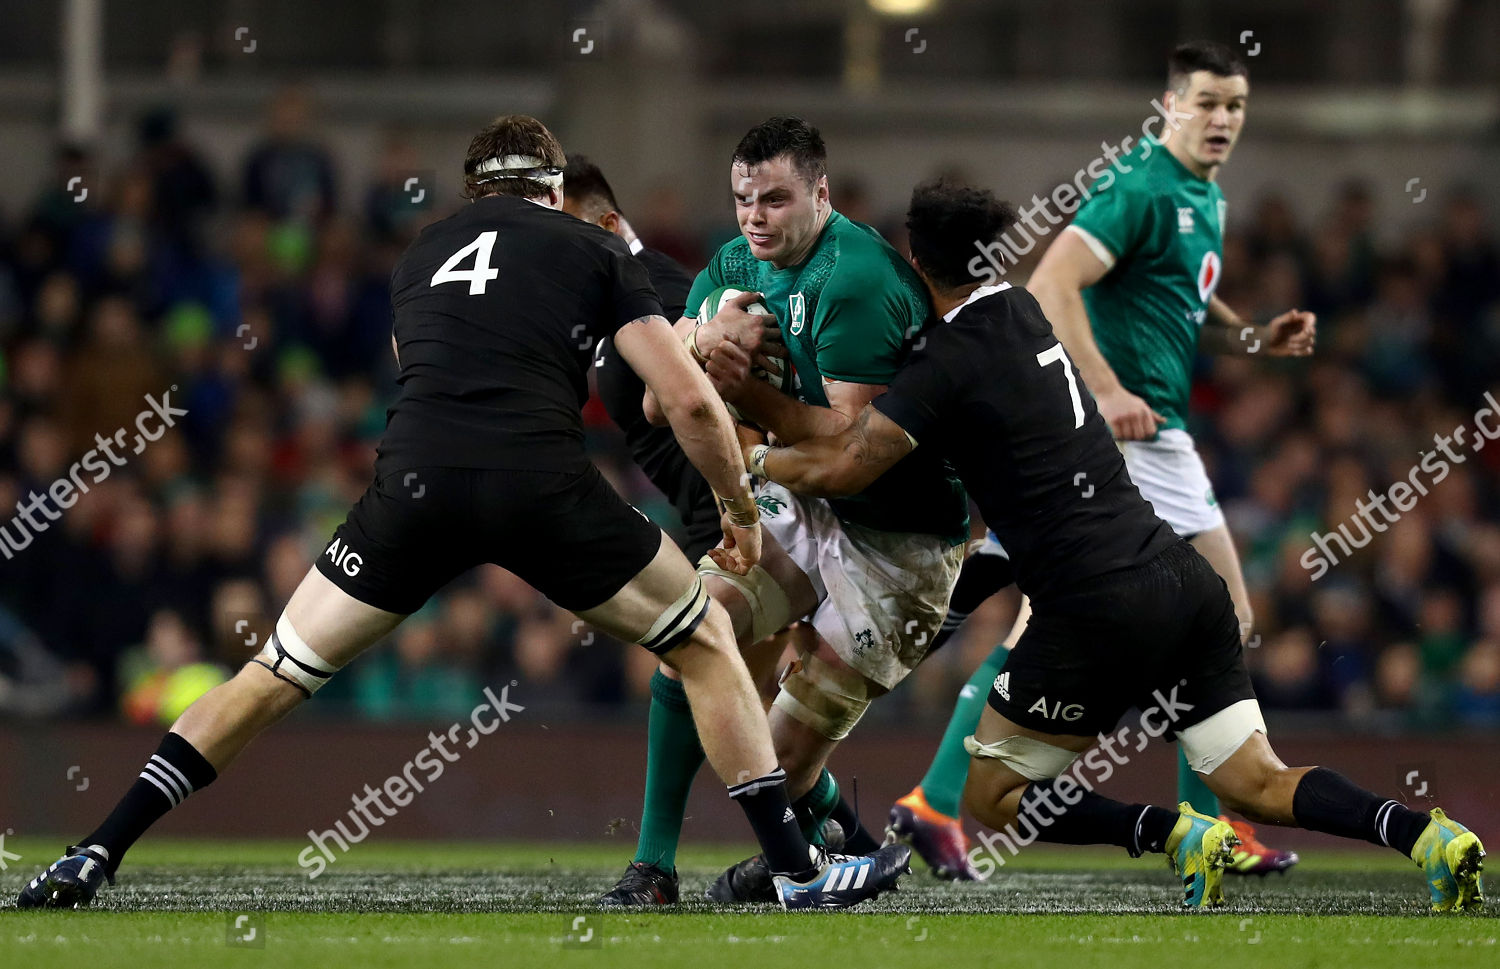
[431,231,500,294]
[1036,343,1085,429]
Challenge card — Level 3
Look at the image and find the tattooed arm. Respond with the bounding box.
[746,404,916,498]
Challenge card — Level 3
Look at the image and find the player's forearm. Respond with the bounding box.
[662,395,756,509]
[1206,296,1239,327]
[1197,325,1244,354]
[733,381,852,445]
[1198,298,1256,355]
[735,422,767,454]
[1032,281,1121,394]
[755,439,862,498]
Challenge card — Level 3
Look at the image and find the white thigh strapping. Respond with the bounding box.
[1178,698,1267,774]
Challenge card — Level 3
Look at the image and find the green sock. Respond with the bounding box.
[919,641,1011,818]
[631,671,705,870]
[792,769,840,845]
[1177,748,1219,816]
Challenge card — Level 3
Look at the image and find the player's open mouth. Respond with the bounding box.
[748,232,775,246]
[1205,135,1230,149]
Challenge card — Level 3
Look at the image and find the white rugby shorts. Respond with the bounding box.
[755,482,963,689]
[1120,428,1226,537]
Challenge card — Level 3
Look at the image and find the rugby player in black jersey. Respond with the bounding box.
[732,180,1484,911]
[18,116,909,913]
[561,155,721,563]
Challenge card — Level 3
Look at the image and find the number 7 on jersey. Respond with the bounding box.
[1036,343,1085,429]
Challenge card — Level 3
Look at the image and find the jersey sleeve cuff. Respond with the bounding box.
[871,393,923,448]
[1064,224,1118,271]
[614,295,667,330]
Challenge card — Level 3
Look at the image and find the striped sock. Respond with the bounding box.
[1291,766,1428,856]
[728,767,816,878]
[80,732,217,874]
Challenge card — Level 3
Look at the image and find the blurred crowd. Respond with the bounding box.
[1196,184,1500,730]
[0,88,1496,730]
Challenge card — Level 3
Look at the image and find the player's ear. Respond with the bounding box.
[601,211,621,234]
[815,175,830,206]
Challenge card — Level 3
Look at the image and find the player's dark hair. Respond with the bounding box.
[1168,41,1249,92]
[905,179,1018,292]
[732,117,827,186]
[462,114,567,200]
[561,154,623,218]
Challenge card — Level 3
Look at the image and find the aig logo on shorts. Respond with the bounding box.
[324,536,364,577]
[1028,696,1085,722]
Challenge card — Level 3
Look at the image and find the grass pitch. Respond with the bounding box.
[0,838,1493,968]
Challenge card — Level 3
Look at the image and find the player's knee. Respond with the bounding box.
[248,614,339,700]
[698,556,793,648]
[1215,755,1290,821]
[962,761,1022,830]
[1216,774,1277,823]
[961,774,992,821]
[693,597,736,648]
[770,728,820,784]
[771,652,872,742]
[700,573,752,643]
[659,599,737,674]
[637,576,719,658]
[1201,746,1290,823]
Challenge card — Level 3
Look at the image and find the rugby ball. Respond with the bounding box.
[696,286,791,421]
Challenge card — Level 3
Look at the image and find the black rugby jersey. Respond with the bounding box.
[873,284,1176,597]
[593,244,721,554]
[377,195,663,475]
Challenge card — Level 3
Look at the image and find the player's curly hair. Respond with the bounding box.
[732,117,827,186]
[905,179,1017,292]
[462,115,567,200]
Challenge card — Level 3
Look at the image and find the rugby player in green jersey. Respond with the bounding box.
[890,41,1314,880]
[598,117,970,906]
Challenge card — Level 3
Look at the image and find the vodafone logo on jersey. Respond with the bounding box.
[1197,251,1222,303]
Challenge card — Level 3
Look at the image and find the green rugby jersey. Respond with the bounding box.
[1069,138,1225,432]
[687,210,969,544]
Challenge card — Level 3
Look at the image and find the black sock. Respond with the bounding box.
[1017,781,1178,856]
[1292,766,1429,856]
[830,797,882,855]
[80,732,217,874]
[728,768,816,878]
